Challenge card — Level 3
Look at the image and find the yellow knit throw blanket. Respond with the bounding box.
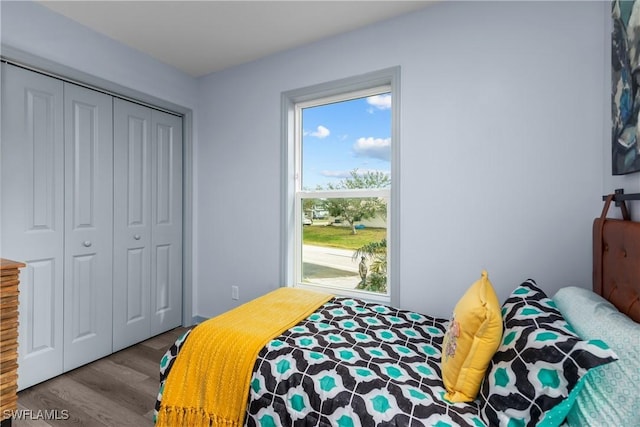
[156,287,333,427]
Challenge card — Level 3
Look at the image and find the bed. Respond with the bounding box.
[154,194,639,427]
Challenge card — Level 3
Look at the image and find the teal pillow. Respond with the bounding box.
[553,286,640,427]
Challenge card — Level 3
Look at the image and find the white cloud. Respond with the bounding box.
[320,170,352,179]
[309,125,330,139]
[320,168,390,180]
[366,94,391,111]
[353,137,391,161]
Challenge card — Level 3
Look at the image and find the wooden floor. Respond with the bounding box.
[15,327,189,427]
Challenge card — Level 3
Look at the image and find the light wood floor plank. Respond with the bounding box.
[108,344,168,380]
[141,331,186,351]
[17,383,108,427]
[66,366,155,417]
[89,358,149,384]
[45,375,148,426]
[14,403,53,427]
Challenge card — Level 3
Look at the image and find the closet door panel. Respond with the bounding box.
[63,83,113,371]
[150,110,183,335]
[113,99,152,351]
[1,64,65,390]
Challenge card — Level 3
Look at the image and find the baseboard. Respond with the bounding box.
[191,315,208,325]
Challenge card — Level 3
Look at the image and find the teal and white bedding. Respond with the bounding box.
[155,282,634,427]
[553,286,640,427]
[157,296,486,426]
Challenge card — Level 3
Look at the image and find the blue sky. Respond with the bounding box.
[302,93,391,189]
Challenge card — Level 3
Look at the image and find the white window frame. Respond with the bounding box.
[281,67,400,305]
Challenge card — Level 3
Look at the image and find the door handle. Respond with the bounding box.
[134,234,141,240]
[83,241,92,247]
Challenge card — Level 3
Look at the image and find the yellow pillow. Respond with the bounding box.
[441,270,503,402]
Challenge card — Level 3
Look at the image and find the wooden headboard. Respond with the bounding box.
[593,195,640,323]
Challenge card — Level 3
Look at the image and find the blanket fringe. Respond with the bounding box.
[156,406,241,427]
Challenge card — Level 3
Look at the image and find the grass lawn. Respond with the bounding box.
[303,225,386,250]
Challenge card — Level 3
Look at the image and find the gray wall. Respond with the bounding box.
[195,1,609,318]
[2,1,627,320]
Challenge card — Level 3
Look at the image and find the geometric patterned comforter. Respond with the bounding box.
[156,296,486,427]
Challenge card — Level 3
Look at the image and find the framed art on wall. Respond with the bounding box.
[612,0,640,175]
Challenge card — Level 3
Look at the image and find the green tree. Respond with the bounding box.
[322,169,389,234]
[352,238,387,293]
[302,198,316,221]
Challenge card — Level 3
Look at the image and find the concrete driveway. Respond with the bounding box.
[302,245,361,289]
[303,245,359,273]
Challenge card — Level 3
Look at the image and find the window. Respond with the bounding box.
[282,68,399,304]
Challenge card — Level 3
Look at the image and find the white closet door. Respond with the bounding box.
[1,64,65,390]
[113,99,152,351]
[150,110,183,336]
[63,83,114,371]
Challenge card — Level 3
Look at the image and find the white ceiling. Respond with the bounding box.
[39,1,433,77]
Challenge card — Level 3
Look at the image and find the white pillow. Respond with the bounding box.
[553,286,640,427]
